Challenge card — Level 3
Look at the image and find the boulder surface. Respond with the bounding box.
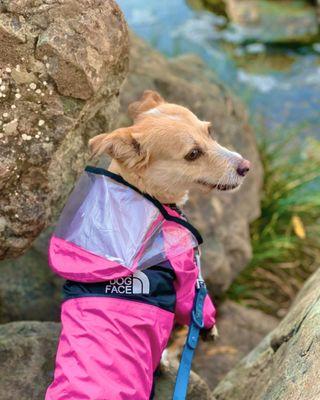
[0,0,129,259]
[118,34,263,295]
[193,301,278,389]
[155,364,212,400]
[0,321,60,400]
[212,267,320,400]
[0,248,62,323]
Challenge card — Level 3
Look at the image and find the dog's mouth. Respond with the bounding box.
[196,179,240,191]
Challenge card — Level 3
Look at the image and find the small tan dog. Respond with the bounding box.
[89,90,250,205]
[46,90,251,399]
[89,89,250,345]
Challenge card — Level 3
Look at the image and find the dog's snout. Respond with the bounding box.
[236,159,251,177]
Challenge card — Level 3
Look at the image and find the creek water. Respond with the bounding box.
[117,0,320,141]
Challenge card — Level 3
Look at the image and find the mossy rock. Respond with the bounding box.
[187,0,227,16]
[225,0,319,43]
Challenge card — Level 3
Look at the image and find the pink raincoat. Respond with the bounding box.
[46,166,216,400]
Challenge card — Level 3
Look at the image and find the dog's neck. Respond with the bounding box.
[108,160,188,205]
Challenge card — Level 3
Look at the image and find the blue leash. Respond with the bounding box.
[172,279,207,400]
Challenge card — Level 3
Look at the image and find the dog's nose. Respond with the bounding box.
[236,159,251,177]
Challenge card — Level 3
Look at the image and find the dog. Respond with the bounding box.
[46,90,250,400]
[90,90,250,204]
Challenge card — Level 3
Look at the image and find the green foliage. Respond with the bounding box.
[228,133,320,316]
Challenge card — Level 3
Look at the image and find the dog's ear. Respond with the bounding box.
[88,128,149,169]
[128,90,165,121]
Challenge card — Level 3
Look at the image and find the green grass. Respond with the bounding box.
[228,133,320,317]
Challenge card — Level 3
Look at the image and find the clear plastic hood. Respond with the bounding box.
[49,166,201,281]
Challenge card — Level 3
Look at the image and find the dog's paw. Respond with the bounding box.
[160,349,170,367]
[210,325,219,340]
[201,325,219,342]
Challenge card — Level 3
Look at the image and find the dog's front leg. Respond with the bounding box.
[200,325,219,342]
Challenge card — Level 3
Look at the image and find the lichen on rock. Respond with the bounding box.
[0,0,129,259]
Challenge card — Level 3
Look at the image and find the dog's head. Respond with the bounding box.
[89,90,250,203]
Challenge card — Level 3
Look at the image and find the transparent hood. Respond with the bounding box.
[51,167,200,274]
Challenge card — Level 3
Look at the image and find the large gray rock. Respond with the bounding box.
[118,35,263,295]
[212,267,320,400]
[0,0,129,259]
[0,248,62,323]
[193,301,278,390]
[0,321,210,400]
[0,321,60,400]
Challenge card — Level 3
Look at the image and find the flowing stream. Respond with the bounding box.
[117,0,320,140]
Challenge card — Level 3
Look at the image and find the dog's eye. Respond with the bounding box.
[185,148,203,161]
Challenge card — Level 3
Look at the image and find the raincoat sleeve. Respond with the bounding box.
[170,248,216,329]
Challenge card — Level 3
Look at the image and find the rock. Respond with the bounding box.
[212,267,320,400]
[3,119,18,135]
[187,0,227,16]
[0,321,210,399]
[0,321,60,400]
[224,0,319,43]
[155,364,212,400]
[0,0,129,259]
[118,34,263,295]
[0,248,62,323]
[192,301,278,390]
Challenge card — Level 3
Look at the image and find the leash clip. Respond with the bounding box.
[196,278,205,290]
